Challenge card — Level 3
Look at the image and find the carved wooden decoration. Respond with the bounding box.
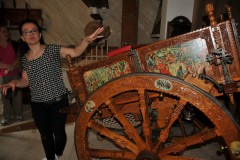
[73,74,240,160]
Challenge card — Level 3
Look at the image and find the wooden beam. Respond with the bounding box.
[121,0,139,46]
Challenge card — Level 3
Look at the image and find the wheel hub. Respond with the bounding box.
[136,151,159,160]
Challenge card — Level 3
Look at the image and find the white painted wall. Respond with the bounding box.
[160,0,195,40]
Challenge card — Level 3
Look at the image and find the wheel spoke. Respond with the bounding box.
[153,99,187,152]
[158,128,217,157]
[88,120,140,155]
[105,98,146,150]
[151,97,178,128]
[138,89,152,150]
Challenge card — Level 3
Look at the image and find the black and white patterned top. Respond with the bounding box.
[22,44,66,103]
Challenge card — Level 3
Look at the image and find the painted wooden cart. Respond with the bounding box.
[65,4,240,160]
[0,3,239,160]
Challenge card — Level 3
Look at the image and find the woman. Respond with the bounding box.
[0,24,22,125]
[0,19,104,160]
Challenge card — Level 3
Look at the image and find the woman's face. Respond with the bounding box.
[21,23,41,45]
[0,26,10,42]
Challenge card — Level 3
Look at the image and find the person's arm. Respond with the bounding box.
[14,70,29,88]
[60,27,104,58]
[0,62,11,69]
[0,70,29,95]
[0,59,21,75]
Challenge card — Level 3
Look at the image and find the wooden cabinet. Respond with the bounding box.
[0,8,43,29]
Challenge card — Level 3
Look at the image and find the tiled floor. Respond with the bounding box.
[0,105,230,160]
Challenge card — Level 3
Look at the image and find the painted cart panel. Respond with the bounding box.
[67,20,240,103]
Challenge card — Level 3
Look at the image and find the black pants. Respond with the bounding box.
[31,98,68,160]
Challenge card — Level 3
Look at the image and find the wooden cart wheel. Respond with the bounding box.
[74,73,240,160]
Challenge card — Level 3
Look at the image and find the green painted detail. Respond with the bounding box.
[83,61,131,93]
[155,79,173,91]
[130,49,142,72]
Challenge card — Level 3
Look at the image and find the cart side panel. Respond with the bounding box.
[70,51,137,101]
[68,20,240,103]
[136,21,240,83]
[136,27,216,80]
[137,38,211,79]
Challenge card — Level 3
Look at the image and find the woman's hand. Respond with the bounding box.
[0,80,17,95]
[4,69,9,75]
[60,27,105,58]
[84,27,104,43]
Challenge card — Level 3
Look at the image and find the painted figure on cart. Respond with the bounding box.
[146,38,212,79]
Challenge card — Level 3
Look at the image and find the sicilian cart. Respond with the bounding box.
[0,3,240,160]
[65,3,240,160]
